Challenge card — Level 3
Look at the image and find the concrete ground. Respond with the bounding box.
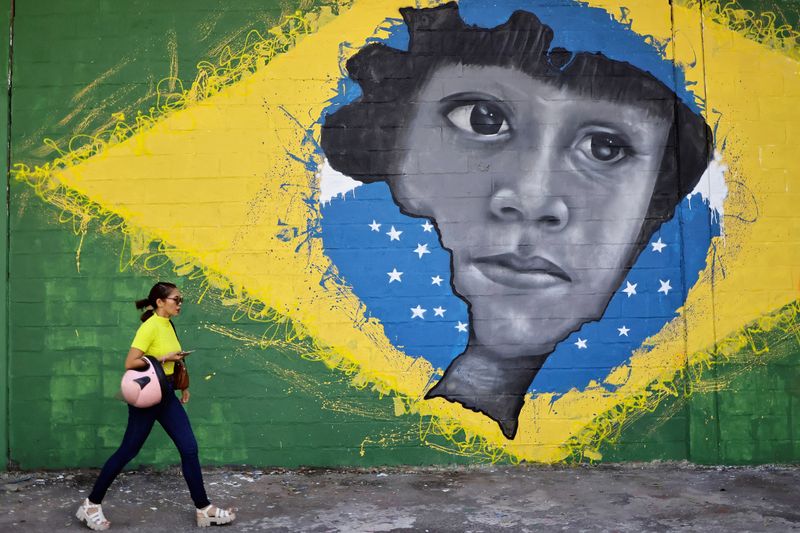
[2,464,799,532]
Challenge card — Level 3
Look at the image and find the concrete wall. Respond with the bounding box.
[5,0,800,469]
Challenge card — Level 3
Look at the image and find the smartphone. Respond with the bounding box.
[179,350,195,356]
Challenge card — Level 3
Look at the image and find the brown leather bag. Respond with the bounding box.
[173,359,190,390]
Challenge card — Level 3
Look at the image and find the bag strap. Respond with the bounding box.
[143,355,170,398]
[168,320,187,372]
[168,319,180,343]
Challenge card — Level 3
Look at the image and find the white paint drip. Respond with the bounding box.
[688,151,728,234]
[319,159,362,205]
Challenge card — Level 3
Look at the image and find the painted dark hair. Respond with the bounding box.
[321,2,713,247]
[135,281,178,322]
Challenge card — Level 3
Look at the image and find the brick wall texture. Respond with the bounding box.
[5,0,800,468]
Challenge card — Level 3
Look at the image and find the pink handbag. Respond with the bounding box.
[120,356,169,408]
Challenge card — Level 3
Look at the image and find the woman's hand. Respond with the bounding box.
[161,351,186,363]
[180,389,191,404]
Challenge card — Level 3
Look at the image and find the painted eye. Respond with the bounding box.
[578,132,631,163]
[446,102,510,137]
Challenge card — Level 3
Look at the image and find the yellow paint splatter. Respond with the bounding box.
[686,0,800,60]
[167,29,179,93]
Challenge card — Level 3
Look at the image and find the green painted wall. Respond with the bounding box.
[5,0,800,468]
[0,0,11,468]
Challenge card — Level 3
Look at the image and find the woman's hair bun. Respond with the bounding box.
[134,297,152,310]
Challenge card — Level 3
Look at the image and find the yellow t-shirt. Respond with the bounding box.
[131,314,182,375]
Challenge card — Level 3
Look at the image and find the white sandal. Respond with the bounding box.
[76,498,111,531]
[196,504,236,527]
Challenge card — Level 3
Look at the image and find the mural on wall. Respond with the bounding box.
[12,0,800,463]
[321,2,713,438]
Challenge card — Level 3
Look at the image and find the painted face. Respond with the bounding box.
[392,65,671,358]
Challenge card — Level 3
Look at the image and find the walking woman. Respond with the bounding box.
[76,281,235,529]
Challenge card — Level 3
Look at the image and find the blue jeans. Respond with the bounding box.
[89,388,210,509]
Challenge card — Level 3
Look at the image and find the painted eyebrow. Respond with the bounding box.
[439,91,505,104]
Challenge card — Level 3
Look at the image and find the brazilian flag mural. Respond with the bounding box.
[7,0,800,467]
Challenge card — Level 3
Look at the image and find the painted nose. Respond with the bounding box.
[488,187,569,231]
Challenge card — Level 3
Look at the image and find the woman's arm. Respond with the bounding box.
[125,347,186,370]
[125,347,148,370]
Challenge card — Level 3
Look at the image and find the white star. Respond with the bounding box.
[433,306,446,317]
[386,226,402,241]
[651,237,667,253]
[387,268,403,283]
[658,279,672,295]
[431,275,443,286]
[455,321,468,332]
[623,281,638,298]
[413,243,431,259]
[421,221,434,232]
[575,338,588,349]
[410,305,427,319]
[617,325,630,337]
[369,220,381,232]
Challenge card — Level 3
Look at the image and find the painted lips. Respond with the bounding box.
[474,253,571,289]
